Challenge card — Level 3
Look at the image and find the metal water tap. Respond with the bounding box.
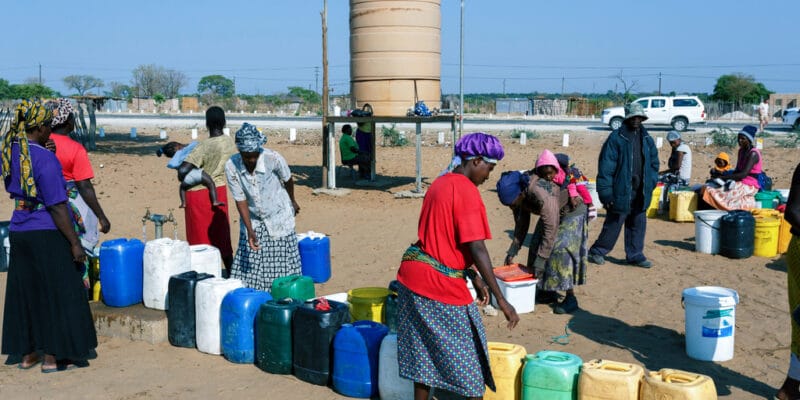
[142,208,178,241]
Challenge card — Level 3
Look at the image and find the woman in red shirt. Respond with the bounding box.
[396,132,519,400]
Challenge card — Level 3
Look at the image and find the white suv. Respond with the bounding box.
[601,96,706,131]
[782,107,800,130]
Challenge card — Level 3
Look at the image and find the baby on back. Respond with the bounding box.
[157,141,225,208]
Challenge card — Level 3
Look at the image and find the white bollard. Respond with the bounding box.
[519,132,527,145]
[98,127,105,138]
[562,133,569,147]
[656,137,664,148]
[159,129,167,140]
[705,137,713,146]
[289,128,297,142]
[191,128,198,140]
[240,110,244,114]
[189,110,193,114]
[223,128,230,136]
[334,106,341,117]
[130,128,137,139]
[437,131,445,145]
[140,110,144,114]
[756,138,764,150]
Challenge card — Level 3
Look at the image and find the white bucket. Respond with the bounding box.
[682,286,739,361]
[189,244,222,278]
[143,238,191,310]
[694,210,728,254]
[491,278,537,314]
[378,334,415,400]
[195,277,243,355]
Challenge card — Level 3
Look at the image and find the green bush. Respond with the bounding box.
[510,129,540,140]
[776,131,800,148]
[381,123,407,147]
[710,127,738,148]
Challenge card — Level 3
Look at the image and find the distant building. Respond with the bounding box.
[495,98,533,115]
[768,93,800,116]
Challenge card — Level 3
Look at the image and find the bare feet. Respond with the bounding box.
[18,352,41,369]
[179,203,186,208]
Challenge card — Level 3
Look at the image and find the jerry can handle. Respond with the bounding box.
[664,372,697,384]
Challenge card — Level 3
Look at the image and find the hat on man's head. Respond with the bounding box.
[624,103,648,121]
[666,130,681,142]
[738,125,757,144]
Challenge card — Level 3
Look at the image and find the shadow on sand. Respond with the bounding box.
[290,165,417,192]
[567,309,775,398]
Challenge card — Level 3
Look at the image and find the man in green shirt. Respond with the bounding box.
[339,124,370,179]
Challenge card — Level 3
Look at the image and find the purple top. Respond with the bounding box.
[4,141,68,231]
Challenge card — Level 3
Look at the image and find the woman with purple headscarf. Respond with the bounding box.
[396,132,519,400]
[225,123,302,291]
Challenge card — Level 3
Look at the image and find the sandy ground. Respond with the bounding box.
[0,124,797,399]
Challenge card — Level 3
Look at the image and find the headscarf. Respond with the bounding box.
[496,170,530,206]
[47,98,75,127]
[2,99,52,197]
[235,123,266,153]
[454,132,504,164]
[666,130,681,142]
[714,152,733,173]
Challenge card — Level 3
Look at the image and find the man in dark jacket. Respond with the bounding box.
[588,102,659,268]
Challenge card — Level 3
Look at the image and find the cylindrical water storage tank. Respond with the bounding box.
[190,244,222,277]
[195,278,244,355]
[143,238,192,310]
[99,238,145,307]
[350,0,442,116]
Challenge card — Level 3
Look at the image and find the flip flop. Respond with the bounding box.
[41,359,88,374]
[17,358,42,370]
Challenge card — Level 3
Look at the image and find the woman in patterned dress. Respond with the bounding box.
[225,123,301,291]
[396,132,519,400]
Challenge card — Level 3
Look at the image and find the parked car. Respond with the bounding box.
[600,96,706,131]
[782,107,800,130]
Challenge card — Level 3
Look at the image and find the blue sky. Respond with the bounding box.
[2,0,798,96]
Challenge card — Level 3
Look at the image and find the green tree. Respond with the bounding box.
[107,81,133,100]
[63,74,104,96]
[10,83,55,99]
[198,75,235,97]
[712,74,771,109]
[287,86,321,104]
[0,78,12,99]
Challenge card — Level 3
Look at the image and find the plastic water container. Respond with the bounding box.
[167,271,214,348]
[755,190,780,209]
[669,191,697,222]
[646,184,663,218]
[753,216,780,258]
[297,231,331,283]
[271,275,315,301]
[99,238,145,307]
[383,293,398,333]
[348,287,392,323]
[332,321,389,398]
[143,238,192,310]
[378,334,414,400]
[640,368,717,400]
[682,286,739,361]
[779,214,792,254]
[220,287,272,363]
[256,298,302,374]
[719,210,755,259]
[485,342,527,400]
[492,278,538,314]
[586,181,601,210]
[521,351,583,400]
[778,188,791,204]
[578,359,644,400]
[293,299,350,385]
[752,208,781,218]
[693,210,727,254]
[189,244,222,278]
[0,221,9,272]
[195,278,244,355]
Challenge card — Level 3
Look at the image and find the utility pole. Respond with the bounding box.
[321,0,330,188]
[561,76,565,96]
[38,63,42,85]
[658,72,662,95]
[458,0,464,139]
[502,79,506,95]
[315,66,320,94]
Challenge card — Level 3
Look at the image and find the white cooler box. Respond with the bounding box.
[491,278,537,314]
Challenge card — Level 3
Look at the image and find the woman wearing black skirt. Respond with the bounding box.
[1,99,97,372]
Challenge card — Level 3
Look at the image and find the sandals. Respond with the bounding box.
[41,359,89,374]
[17,354,42,370]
